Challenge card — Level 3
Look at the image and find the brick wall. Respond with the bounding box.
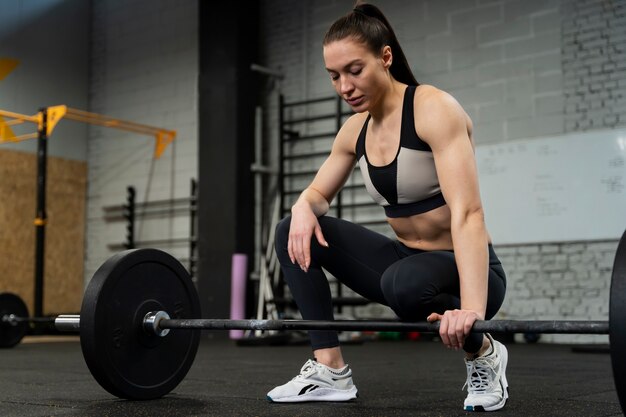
[258,0,625,343]
[562,0,626,131]
[496,240,617,344]
[85,0,198,283]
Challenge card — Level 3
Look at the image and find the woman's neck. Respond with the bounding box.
[367,79,406,121]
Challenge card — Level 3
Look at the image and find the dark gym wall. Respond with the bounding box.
[198,2,258,330]
[0,0,89,161]
[0,0,90,315]
[85,1,199,285]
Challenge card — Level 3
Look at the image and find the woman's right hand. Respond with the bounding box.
[288,204,329,272]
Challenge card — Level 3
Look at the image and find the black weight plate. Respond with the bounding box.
[610,230,626,414]
[80,248,201,400]
[0,292,29,348]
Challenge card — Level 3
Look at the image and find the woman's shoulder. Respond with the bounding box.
[337,112,369,138]
[333,112,369,153]
[413,84,473,141]
[414,84,467,120]
[344,111,369,128]
[414,84,457,106]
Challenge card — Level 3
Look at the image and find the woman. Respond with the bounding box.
[267,2,508,412]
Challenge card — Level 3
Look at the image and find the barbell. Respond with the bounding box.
[1,230,625,412]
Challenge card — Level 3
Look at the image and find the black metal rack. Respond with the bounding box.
[189,178,198,282]
[277,94,388,314]
[280,95,346,219]
[123,186,136,249]
[104,179,198,280]
[278,94,390,227]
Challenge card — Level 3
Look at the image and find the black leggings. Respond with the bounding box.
[275,216,507,354]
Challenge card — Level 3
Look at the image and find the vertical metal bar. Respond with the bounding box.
[609,229,626,412]
[278,94,285,219]
[189,178,198,282]
[34,109,48,318]
[124,186,136,249]
[334,96,343,312]
[276,94,286,302]
[253,106,263,277]
[335,95,343,220]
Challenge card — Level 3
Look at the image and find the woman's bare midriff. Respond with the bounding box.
[388,204,454,251]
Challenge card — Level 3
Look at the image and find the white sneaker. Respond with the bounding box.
[463,334,509,412]
[267,359,358,403]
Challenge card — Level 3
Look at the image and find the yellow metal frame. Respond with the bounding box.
[0,109,40,142]
[0,105,176,159]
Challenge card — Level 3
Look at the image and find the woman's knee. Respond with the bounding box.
[485,269,507,319]
[379,269,399,313]
[275,215,336,268]
[380,264,424,319]
[274,216,292,264]
[380,261,448,321]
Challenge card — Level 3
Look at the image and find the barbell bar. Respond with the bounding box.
[0,292,36,347]
[0,230,624,411]
[52,313,610,335]
[3,315,57,324]
[154,316,612,334]
[0,293,67,348]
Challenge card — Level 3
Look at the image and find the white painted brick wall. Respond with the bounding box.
[495,240,617,344]
[85,0,198,285]
[562,0,626,131]
[259,0,624,343]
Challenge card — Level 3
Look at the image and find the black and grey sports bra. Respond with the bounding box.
[355,85,446,218]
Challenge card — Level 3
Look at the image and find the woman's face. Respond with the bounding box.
[323,37,392,113]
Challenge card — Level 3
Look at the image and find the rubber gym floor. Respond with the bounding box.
[0,334,622,417]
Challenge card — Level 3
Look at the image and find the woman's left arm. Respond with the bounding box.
[418,87,490,351]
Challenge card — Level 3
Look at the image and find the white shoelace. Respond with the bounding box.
[463,357,496,393]
[294,360,318,380]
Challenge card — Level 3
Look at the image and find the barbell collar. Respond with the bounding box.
[155,318,610,335]
[143,311,171,337]
[54,315,80,332]
[1,314,19,326]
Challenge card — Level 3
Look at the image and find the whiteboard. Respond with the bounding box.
[476,128,626,245]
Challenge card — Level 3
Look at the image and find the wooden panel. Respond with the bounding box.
[0,148,86,315]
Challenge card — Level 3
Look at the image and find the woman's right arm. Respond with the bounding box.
[288,114,364,272]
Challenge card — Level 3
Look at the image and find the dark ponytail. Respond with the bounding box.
[323,2,419,86]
